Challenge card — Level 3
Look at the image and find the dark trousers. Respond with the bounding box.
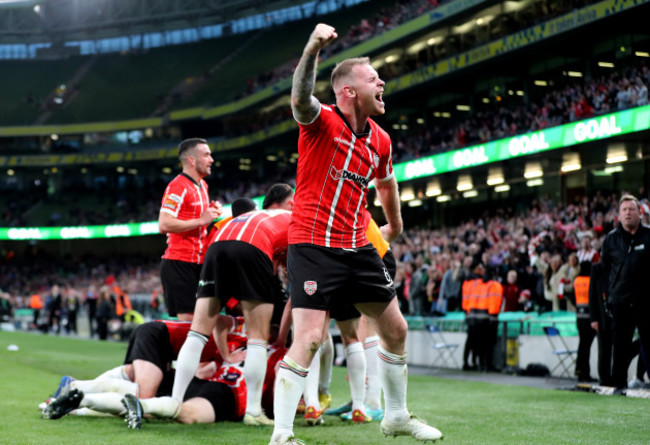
[596,318,613,386]
[464,319,478,368]
[472,318,491,371]
[576,316,596,380]
[67,311,77,334]
[97,318,109,340]
[48,311,61,334]
[485,318,499,371]
[87,299,97,337]
[610,301,650,389]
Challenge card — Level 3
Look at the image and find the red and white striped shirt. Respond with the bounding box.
[215,209,291,263]
[208,345,287,420]
[576,248,600,263]
[289,104,394,248]
[160,173,211,264]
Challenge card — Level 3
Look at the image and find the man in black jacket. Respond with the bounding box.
[600,194,650,392]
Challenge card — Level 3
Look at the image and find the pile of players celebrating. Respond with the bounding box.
[40,24,443,445]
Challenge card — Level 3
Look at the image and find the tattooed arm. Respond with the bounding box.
[291,23,337,124]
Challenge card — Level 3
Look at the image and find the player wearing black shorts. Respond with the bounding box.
[172,185,294,427]
[270,23,441,444]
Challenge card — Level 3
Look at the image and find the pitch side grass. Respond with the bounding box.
[0,331,648,445]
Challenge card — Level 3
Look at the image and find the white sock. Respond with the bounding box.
[70,408,115,417]
[319,334,334,396]
[377,345,409,422]
[72,378,138,396]
[80,393,126,415]
[345,342,366,412]
[244,339,268,417]
[272,356,308,439]
[141,396,181,419]
[303,349,321,409]
[95,365,129,381]
[172,331,208,401]
[364,336,381,409]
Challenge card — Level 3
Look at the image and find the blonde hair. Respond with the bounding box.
[619,194,640,210]
[331,57,370,91]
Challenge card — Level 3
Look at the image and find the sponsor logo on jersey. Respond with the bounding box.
[162,193,182,210]
[334,136,353,147]
[329,166,370,188]
[163,199,178,210]
[304,281,318,296]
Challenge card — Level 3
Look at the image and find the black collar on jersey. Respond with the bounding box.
[180,172,201,188]
[334,105,370,138]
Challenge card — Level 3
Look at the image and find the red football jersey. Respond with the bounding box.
[160,174,211,264]
[289,104,394,248]
[163,318,247,366]
[214,209,291,262]
[208,345,287,420]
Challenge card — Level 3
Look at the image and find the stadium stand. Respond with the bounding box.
[2,1,650,389]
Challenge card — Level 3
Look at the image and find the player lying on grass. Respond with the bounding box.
[41,315,249,424]
[42,345,285,429]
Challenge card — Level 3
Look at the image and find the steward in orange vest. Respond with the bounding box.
[114,285,132,321]
[29,293,43,327]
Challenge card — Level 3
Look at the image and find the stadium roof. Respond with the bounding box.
[0,0,308,44]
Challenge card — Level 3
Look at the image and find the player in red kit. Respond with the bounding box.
[172,184,294,427]
[269,24,442,444]
[159,138,223,321]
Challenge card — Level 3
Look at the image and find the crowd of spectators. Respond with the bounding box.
[389,190,634,316]
[0,250,162,338]
[218,0,649,163]
[236,0,596,101]
[391,64,650,161]
[222,60,650,162]
[2,56,647,230]
[0,167,296,227]
[9,57,644,228]
[2,189,645,337]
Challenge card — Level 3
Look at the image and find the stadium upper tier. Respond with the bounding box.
[0,0,401,126]
[3,0,640,130]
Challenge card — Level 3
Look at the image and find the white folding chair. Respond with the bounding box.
[543,325,577,378]
[426,323,460,370]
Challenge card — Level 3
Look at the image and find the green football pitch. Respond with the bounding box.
[0,331,648,445]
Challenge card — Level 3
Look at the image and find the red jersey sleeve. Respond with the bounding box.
[160,180,186,217]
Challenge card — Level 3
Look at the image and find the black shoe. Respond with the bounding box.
[613,388,627,396]
[43,389,83,419]
[121,393,143,429]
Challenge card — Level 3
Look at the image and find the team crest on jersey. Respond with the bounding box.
[304,281,318,295]
[373,153,380,168]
